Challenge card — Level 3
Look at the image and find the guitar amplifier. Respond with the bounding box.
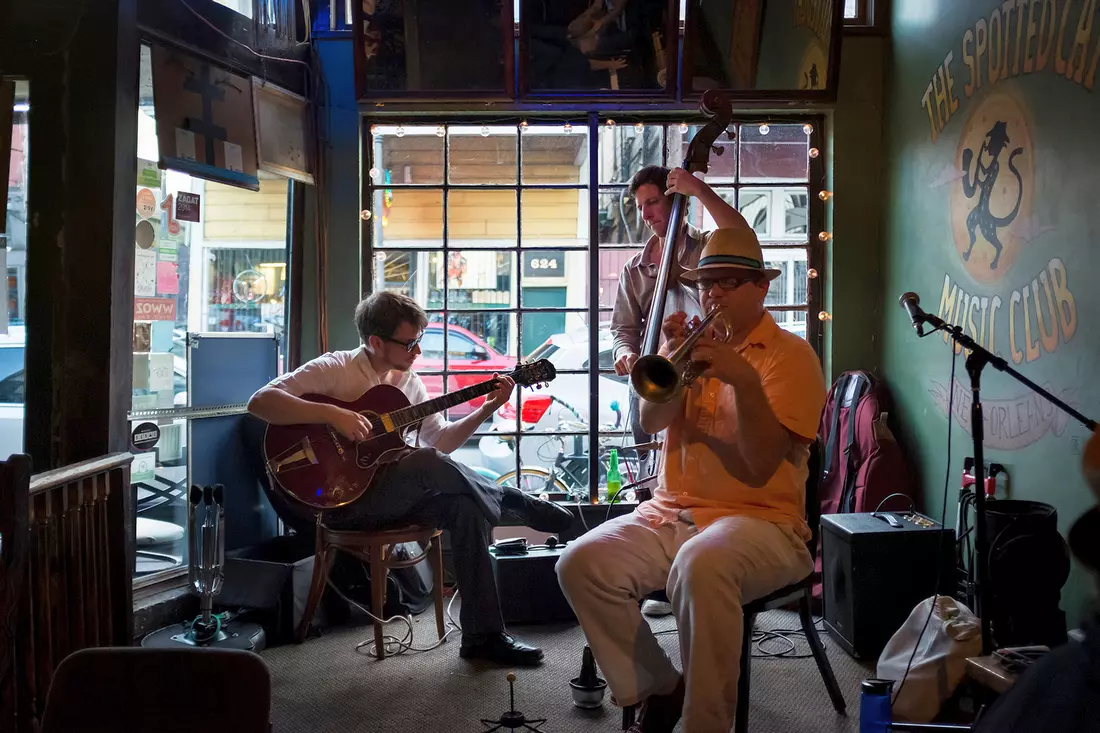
[821,512,956,659]
[488,546,576,625]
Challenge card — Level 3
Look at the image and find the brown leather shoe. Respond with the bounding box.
[626,676,685,733]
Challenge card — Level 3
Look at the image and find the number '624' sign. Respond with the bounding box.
[522,250,565,279]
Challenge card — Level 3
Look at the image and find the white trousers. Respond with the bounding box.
[556,511,813,733]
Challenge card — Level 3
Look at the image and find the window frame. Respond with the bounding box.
[362,114,827,504]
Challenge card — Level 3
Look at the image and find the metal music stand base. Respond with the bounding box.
[141,614,267,652]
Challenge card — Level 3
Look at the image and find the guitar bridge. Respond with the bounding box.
[267,438,319,475]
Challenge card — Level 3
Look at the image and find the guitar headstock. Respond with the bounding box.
[511,359,557,387]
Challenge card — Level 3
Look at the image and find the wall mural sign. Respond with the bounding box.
[921,0,1096,449]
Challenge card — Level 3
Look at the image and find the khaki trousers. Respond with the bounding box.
[557,511,812,733]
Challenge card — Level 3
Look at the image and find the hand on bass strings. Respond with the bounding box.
[665,168,707,199]
[328,406,373,442]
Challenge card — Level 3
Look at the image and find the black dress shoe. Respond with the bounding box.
[501,487,574,533]
[460,632,545,666]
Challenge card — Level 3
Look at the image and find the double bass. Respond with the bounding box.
[640,90,735,356]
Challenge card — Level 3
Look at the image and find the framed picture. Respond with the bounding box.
[252,78,315,185]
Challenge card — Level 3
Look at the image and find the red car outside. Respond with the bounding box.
[415,322,516,418]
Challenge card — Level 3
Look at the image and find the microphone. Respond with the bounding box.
[899,292,925,332]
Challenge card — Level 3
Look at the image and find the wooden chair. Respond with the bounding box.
[623,441,847,731]
[41,647,271,733]
[296,519,446,659]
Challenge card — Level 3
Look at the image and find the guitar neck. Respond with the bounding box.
[389,377,502,429]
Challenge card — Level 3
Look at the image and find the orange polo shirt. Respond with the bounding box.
[636,311,827,541]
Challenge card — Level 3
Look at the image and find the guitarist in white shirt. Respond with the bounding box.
[248,291,573,666]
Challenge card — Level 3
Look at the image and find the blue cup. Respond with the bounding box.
[859,679,894,733]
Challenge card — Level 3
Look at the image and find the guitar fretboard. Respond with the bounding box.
[387,379,500,429]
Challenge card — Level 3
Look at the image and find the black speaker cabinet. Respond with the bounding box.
[488,547,576,625]
[821,512,956,659]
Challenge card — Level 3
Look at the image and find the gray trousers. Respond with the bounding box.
[325,447,506,639]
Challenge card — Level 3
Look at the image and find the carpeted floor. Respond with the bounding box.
[261,603,876,733]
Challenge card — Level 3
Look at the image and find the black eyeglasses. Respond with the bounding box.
[383,333,424,352]
[692,275,760,292]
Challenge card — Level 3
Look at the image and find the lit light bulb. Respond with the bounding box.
[759,123,770,135]
[803,123,814,135]
[807,268,819,279]
[606,119,616,127]
[360,209,372,221]
[520,120,529,130]
[369,167,380,181]
[563,122,573,134]
[375,251,386,261]
[818,311,832,321]
[679,122,689,133]
[818,231,833,241]
[481,125,490,137]
[436,125,445,137]
[395,125,406,138]
[635,122,644,132]
[809,147,820,159]
[818,190,833,201]
[370,125,378,134]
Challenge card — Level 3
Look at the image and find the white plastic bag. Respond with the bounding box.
[876,595,982,722]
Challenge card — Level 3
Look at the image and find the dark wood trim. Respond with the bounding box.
[502,0,516,100]
[845,0,871,26]
[806,113,828,359]
[136,0,308,96]
[287,179,305,371]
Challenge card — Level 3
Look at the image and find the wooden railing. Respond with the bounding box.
[0,452,134,733]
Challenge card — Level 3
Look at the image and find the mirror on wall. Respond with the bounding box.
[683,0,843,98]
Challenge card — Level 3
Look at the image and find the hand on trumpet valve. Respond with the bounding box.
[690,337,755,387]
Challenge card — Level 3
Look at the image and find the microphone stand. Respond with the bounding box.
[912,312,1097,655]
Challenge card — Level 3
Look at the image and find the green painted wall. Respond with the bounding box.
[882,0,1100,627]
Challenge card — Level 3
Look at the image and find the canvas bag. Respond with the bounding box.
[876,595,982,722]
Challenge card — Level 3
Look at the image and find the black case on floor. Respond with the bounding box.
[821,512,955,659]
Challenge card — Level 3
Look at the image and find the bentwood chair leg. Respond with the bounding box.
[430,535,446,640]
[370,543,387,659]
[295,546,332,643]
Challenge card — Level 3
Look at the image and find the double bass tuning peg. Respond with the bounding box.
[711,145,724,156]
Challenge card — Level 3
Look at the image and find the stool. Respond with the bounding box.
[296,518,446,659]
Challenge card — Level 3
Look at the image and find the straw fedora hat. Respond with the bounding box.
[680,227,782,282]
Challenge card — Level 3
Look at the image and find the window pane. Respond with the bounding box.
[784,188,809,238]
[371,250,444,303]
[445,250,516,308]
[761,247,809,340]
[599,124,663,185]
[521,126,589,184]
[374,188,443,248]
[598,246,642,309]
[448,126,517,185]
[358,1,505,94]
[520,250,587,307]
[213,0,252,18]
[1,80,28,463]
[370,126,445,185]
[738,188,771,237]
[597,190,649,245]
[844,0,859,19]
[521,189,587,247]
[132,416,189,576]
[671,124,737,182]
[739,124,810,182]
[520,309,589,356]
[522,5,668,93]
[686,187,736,232]
[448,189,517,246]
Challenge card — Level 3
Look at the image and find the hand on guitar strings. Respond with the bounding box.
[329,406,374,442]
[484,374,516,411]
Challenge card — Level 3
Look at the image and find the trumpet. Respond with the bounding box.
[630,307,732,403]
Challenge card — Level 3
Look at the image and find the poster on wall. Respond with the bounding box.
[252,78,315,184]
[151,44,260,191]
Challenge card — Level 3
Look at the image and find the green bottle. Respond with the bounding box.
[606,449,622,502]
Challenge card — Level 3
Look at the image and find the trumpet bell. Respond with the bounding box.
[630,354,681,404]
